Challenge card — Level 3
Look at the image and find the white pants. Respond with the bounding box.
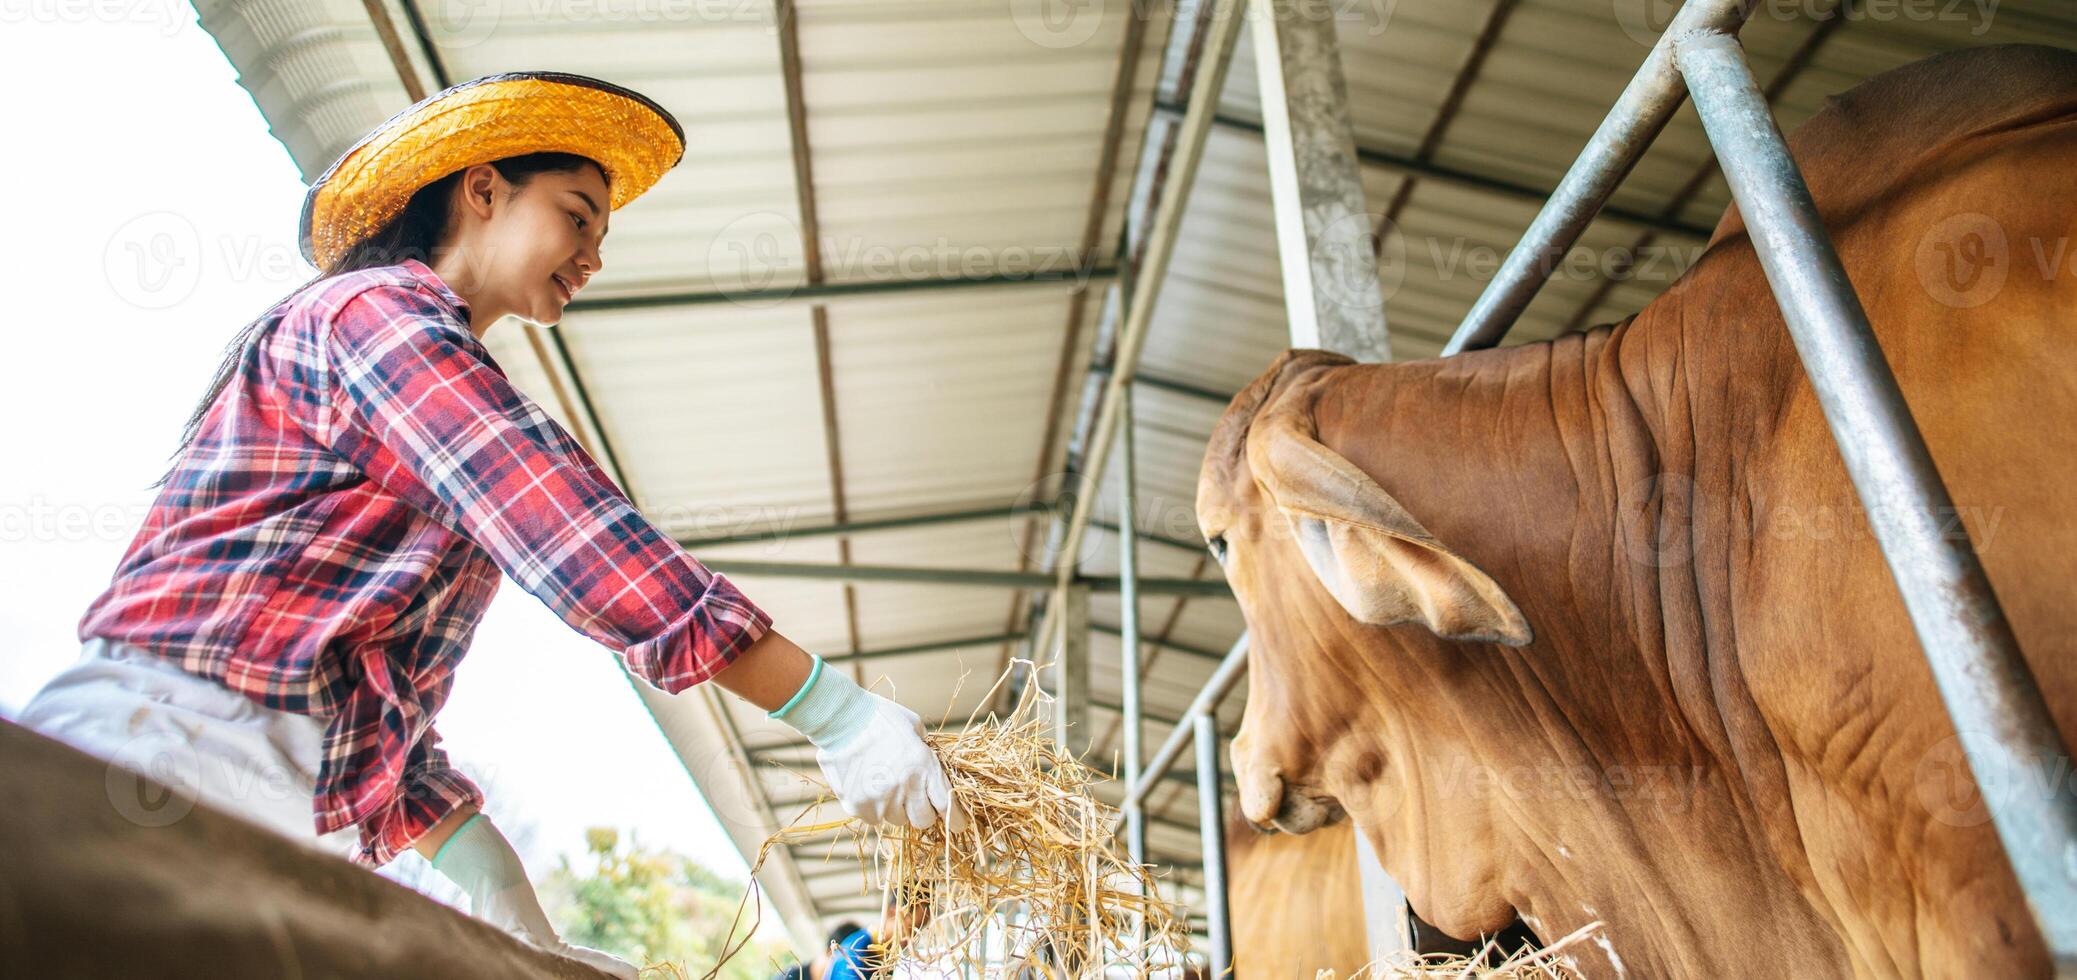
[20,637,359,858]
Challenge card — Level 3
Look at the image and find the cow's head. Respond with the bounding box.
[1198,349,1533,932]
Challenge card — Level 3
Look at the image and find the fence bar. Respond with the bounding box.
[1120,383,1148,869]
[1195,713,1234,979]
[1127,634,1251,813]
[1442,0,1752,355]
[1679,31,2077,969]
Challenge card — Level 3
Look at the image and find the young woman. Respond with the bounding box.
[20,72,958,978]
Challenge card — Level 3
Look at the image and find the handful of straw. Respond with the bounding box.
[704,662,1192,978]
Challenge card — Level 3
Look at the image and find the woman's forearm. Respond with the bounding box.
[712,629,816,712]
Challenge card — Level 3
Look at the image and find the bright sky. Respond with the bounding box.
[0,6,762,896]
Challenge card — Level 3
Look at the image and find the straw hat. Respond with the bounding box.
[298,71,685,271]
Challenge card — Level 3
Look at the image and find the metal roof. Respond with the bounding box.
[194,0,2077,955]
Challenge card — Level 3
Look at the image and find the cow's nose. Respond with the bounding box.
[1269,787,1346,835]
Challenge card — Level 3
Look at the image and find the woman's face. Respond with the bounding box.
[454,161,609,328]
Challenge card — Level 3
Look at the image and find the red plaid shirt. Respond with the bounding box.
[80,259,771,865]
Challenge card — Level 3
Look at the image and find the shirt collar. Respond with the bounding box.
[400,258,473,324]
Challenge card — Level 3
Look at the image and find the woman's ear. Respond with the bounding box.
[456,164,501,221]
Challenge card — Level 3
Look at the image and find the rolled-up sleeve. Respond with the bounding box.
[308,282,771,693]
[355,729,484,866]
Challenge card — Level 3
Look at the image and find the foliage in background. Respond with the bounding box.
[543,827,794,978]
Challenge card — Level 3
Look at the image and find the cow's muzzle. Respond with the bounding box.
[1238,766,1345,835]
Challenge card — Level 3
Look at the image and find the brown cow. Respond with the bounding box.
[1196,44,2077,979]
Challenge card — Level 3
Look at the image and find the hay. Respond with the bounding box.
[696,661,1192,978]
[1321,921,1601,979]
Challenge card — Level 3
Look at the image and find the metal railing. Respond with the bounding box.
[1106,0,2077,974]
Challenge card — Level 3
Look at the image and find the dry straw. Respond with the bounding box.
[1323,921,1601,979]
[692,661,1194,978]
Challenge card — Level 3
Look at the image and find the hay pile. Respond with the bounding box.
[692,662,1190,978]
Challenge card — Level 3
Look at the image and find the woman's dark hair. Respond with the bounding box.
[161,151,601,477]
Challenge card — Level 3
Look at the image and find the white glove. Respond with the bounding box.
[431,813,640,979]
[771,656,966,832]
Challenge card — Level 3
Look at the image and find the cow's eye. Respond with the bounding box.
[1207,533,1229,565]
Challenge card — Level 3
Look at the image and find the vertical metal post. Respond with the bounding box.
[1120,383,1148,869]
[1250,0,1391,363]
[1679,32,2077,970]
[1054,583,1090,755]
[1195,713,1234,978]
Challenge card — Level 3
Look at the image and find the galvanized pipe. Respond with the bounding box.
[1127,633,1250,813]
[1194,712,1234,979]
[1679,31,2077,971]
[1442,0,1753,355]
[1120,383,1148,869]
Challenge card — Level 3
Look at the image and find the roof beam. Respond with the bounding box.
[561,267,1117,315]
[1159,103,1715,242]
[701,559,1231,596]
[676,505,1028,550]
[1089,623,1223,663]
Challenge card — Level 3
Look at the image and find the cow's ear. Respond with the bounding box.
[1248,409,1532,647]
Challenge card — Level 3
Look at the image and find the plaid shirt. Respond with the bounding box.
[80,259,771,866]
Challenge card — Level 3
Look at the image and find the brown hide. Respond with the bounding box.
[0,718,613,979]
[1228,819,1371,976]
[1198,44,2077,980]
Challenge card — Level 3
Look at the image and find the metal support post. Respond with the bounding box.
[1120,383,1148,868]
[1195,713,1234,979]
[1443,0,1752,355]
[1250,0,1391,362]
[1679,31,2077,969]
[1054,583,1090,756]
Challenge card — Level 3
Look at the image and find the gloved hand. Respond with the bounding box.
[772,656,966,832]
[431,813,640,979]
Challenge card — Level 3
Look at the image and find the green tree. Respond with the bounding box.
[542,827,794,978]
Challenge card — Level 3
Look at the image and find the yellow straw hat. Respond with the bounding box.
[299,71,685,271]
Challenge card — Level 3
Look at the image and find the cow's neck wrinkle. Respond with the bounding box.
[1312,333,1799,972]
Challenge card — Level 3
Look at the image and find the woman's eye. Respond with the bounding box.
[1207,534,1229,564]
[571,213,587,229]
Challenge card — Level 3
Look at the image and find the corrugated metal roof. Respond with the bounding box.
[195,0,2077,954]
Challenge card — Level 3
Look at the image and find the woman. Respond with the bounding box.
[20,72,959,978]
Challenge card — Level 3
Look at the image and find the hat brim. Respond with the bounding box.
[299,71,685,271]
